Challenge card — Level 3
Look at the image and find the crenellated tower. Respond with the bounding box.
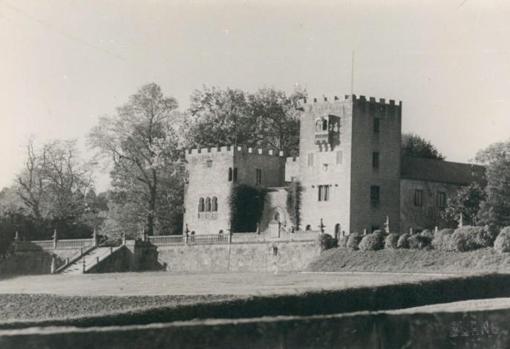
[296,94,402,234]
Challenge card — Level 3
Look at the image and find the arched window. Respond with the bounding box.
[322,119,328,131]
[198,198,205,212]
[212,197,218,212]
[228,168,233,181]
[205,197,211,212]
[305,224,311,231]
[334,223,341,238]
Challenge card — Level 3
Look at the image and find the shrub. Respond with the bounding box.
[346,232,362,250]
[449,226,496,252]
[408,234,432,250]
[420,229,434,240]
[431,228,454,251]
[384,233,400,249]
[318,233,338,251]
[397,233,410,249]
[359,232,385,251]
[494,226,510,254]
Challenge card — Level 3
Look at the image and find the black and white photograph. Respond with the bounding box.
[1,0,510,348]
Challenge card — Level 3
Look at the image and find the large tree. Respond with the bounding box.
[184,86,305,156]
[14,139,93,237]
[475,140,510,228]
[89,83,184,236]
[401,133,445,160]
[441,182,486,227]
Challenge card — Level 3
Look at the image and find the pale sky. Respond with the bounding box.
[1,0,509,191]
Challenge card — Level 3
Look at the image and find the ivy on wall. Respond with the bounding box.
[286,181,302,228]
[229,185,267,232]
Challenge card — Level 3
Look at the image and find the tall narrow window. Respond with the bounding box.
[437,192,447,209]
[336,151,343,165]
[318,185,330,202]
[370,185,380,207]
[205,197,211,212]
[372,152,380,170]
[233,168,238,182]
[198,197,205,212]
[414,189,423,207]
[206,160,213,167]
[373,118,380,134]
[256,169,262,185]
[307,153,314,167]
[228,167,233,181]
[212,197,218,212]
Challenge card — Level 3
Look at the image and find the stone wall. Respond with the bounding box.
[153,240,319,273]
[0,248,80,277]
[400,178,460,233]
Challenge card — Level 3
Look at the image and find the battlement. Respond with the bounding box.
[297,94,402,108]
[186,145,285,157]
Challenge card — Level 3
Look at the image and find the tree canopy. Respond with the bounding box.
[401,133,445,160]
[88,83,185,236]
[184,86,305,156]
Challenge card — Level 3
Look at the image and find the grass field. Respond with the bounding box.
[308,247,510,273]
[0,271,457,322]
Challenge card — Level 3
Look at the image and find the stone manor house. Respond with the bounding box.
[183,94,484,237]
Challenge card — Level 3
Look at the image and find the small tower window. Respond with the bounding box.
[373,118,380,134]
[370,185,380,207]
[212,197,218,212]
[198,198,205,212]
[322,119,328,131]
[205,197,212,212]
[372,152,380,170]
[414,189,423,207]
[206,160,213,167]
[228,167,233,181]
[256,168,262,185]
[233,168,238,182]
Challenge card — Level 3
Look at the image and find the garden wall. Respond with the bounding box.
[151,240,319,273]
[0,249,80,277]
[2,302,510,348]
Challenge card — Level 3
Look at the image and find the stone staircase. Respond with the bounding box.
[58,246,123,274]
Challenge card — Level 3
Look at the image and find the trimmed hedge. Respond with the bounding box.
[408,234,432,250]
[432,229,454,251]
[359,232,385,251]
[384,233,399,249]
[318,234,338,251]
[346,233,362,250]
[494,227,510,254]
[449,226,496,252]
[397,233,410,249]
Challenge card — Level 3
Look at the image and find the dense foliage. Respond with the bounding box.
[401,133,445,160]
[494,227,510,254]
[229,185,266,232]
[359,232,385,251]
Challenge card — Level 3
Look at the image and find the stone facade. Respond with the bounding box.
[183,146,285,235]
[183,94,483,236]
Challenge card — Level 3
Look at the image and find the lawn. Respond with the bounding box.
[0,271,456,322]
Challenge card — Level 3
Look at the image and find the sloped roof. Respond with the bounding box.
[401,156,485,185]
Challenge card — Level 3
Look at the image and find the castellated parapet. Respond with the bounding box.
[186,145,285,157]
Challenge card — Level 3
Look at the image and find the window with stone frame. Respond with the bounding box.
[256,168,262,185]
[205,197,211,212]
[198,197,205,212]
[212,197,218,212]
[318,185,330,202]
[372,151,380,170]
[414,189,423,207]
[437,191,447,209]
